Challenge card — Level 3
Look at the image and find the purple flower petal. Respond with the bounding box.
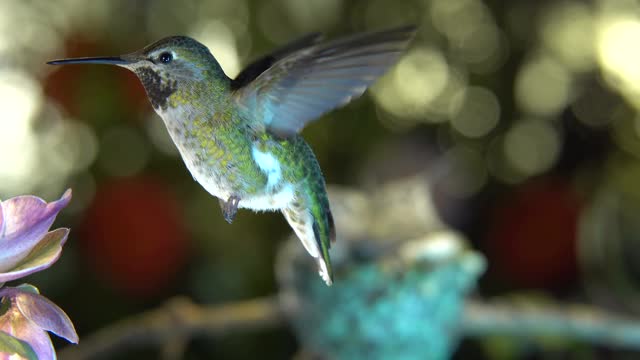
[0,206,4,244]
[14,289,79,344]
[0,189,71,272]
[0,298,54,360]
[13,284,39,295]
[0,229,69,283]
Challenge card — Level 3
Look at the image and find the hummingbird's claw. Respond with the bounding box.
[219,195,241,224]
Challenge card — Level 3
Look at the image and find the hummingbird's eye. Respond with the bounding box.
[159,52,173,64]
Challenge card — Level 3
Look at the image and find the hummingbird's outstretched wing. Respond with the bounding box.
[231,32,325,90]
[232,26,417,138]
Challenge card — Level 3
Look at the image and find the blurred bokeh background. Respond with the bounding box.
[4,0,640,358]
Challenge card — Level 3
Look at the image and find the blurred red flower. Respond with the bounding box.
[485,177,582,289]
[79,177,188,298]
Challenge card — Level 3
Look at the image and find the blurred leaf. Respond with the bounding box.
[0,330,38,360]
[0,297,9,317]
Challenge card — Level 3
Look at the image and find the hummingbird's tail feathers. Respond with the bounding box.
[282,183,335,286]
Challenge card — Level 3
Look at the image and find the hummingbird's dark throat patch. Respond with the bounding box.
[135,67,177,110]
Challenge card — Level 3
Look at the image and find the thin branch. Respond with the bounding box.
[58,295,285,360]
[463,299,640,349]
[59,292,640,359]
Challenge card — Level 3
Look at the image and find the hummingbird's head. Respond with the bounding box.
[48,36,227,111]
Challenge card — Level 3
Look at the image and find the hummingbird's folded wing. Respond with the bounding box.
[232,26,417,138]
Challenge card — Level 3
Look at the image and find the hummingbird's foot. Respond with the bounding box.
[219,195,241,224]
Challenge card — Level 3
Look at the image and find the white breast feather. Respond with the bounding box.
[251,147,282,189]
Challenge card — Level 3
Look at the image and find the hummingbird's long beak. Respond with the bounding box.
[46,55,137,66]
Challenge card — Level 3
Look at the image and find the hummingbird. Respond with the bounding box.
[48,26,416,285]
